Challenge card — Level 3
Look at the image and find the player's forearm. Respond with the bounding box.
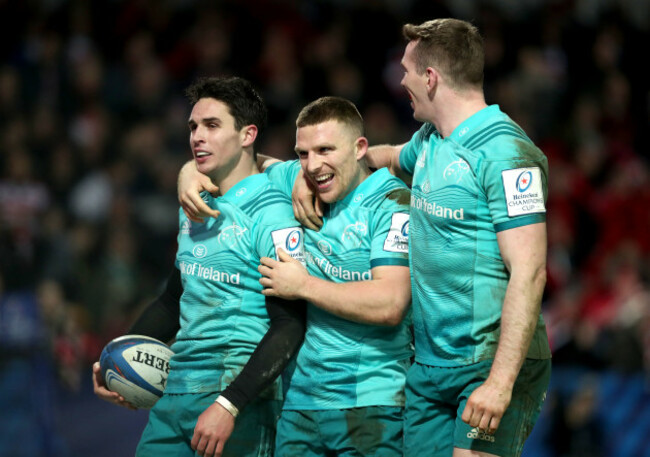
[256,153,282,172]
[366,144,401,170]
[300,272,411,326]
[489,265,546,388]
[221,297,306,412]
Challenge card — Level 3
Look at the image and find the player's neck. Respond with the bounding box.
[209,149,259,196]
[432,87,487,138]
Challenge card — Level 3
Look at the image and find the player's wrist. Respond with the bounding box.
[215,395,239,418]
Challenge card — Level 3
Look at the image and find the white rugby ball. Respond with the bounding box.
[100,335,174,409]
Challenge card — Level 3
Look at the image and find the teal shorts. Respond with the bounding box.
[404,358,551,457]
[136,392,280,457]
[275,406,404,456]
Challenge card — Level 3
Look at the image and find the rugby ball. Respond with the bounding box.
[100,335,174,409]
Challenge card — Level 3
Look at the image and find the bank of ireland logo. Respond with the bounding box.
[401,220,409,237]
[193,244,207,258]
[341,221,367,247]
[285,229,302,252]
[516,170,533,192]
[318,240,332,255]
[218,223,247,247]
[422,179,431,194]
[443,159,470,183]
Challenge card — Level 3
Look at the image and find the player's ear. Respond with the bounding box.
[355,136,368,161]
[241,124,258,148]
[425,67,438,94]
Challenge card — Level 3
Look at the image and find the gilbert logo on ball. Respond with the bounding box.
[100,335,174,409]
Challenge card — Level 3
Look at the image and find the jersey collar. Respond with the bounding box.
[336,167,392,207]
[448,104,503,146]
[219,172,268,205]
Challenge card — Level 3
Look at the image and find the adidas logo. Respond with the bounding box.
[467,427,495,443]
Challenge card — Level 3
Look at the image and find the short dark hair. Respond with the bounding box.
[296,96,364,138]
[185,76,268,134]
[403,18,484,90]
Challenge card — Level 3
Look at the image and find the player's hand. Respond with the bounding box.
[91,362,137,410]
[191,402,235,457]
[461,377,512,434]
[292,170,323,231]
[178,160,221,223]
[259,249,309,300]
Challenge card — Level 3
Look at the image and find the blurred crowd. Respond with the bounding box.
[0,0,649,452]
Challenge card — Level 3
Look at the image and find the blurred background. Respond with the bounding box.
[0,0,648,456]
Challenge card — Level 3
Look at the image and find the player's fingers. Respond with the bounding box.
[215,439,225,457]
[487,415,501,434]
[203,438,218,457]
[303,196,323,228]
[204,182,220,196]
[292,201,308,228]
[302,199,323,229]
[190,431,200,451]
[315,197,324,218]
[261,287,277,297]
[460,403,473,424]
[118,399,138,411]
[258,268,272,280]
[181,200,204,222]
[470,409,484,428]
[478,414,492,432]
[259,277,272,288]
[293,200,319,231]
[191,194,220,219]
[259,257,276,268]
[276,248,292,261]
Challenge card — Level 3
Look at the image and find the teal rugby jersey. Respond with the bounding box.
[399,105,552,367]
[165,172,305,398]
[266,160,413,410]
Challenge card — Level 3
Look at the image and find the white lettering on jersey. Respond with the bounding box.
[383,212,409,253]
[411,195,465,220]
[305,251,372,282]
[181,220,191,235]
[501,167,546,217]
[178,261,240,284]
[272,227,306,264]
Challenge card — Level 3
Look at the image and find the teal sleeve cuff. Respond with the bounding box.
[494,213,546,232]
[370,258,409,269]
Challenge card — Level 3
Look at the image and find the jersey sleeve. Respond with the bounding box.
[252,192,306,265]
[399,123,436,176]
[369,188,411,269]
[264,160,301,197]
[480,150,548,232]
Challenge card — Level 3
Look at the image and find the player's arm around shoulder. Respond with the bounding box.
[366,143,411,185]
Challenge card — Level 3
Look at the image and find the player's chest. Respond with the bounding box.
[178,215,253,262]
[412,143,481,197]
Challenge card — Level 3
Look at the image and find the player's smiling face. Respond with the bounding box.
[188,98,244,180]
[295,120,367,204]
[400,40,429,122]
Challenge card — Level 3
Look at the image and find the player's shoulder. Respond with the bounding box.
[462,115,547,168]
[239,178,293,221]
[461,111,529,150]
[357,169,411,211]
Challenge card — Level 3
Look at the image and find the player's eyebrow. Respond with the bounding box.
[188,116,221,127]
